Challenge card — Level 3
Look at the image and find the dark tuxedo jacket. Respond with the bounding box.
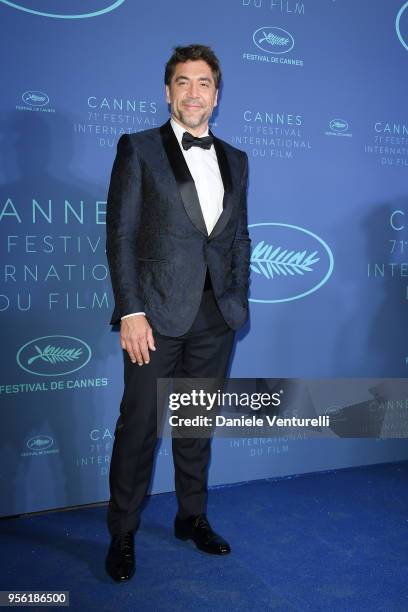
[106,119,250,337]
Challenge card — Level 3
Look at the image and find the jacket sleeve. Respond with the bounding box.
[106,134,145,317]
[231,151,251,296]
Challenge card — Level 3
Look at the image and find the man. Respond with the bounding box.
[105,44,250,582]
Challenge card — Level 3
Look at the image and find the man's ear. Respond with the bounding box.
[165,84,171,104]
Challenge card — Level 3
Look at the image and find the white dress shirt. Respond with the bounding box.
[121,117,224,320]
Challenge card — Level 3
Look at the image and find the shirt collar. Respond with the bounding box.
[170,116,209,146]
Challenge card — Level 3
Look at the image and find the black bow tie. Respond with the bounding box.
[181,131,214,151]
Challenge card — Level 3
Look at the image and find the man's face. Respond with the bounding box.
[166,59,218,133]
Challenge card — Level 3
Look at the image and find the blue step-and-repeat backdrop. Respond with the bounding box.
[1,0,408,517]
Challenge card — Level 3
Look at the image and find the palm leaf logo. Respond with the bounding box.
[250,240,320,279]
[31,438,51,448]
[27,344,83,366]
[259,32,289,47]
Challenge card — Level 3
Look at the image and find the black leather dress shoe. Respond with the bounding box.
[175,514,231,555]
[105,531,135,582]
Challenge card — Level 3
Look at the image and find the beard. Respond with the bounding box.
[174,105,209,130]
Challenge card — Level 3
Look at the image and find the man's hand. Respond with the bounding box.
[120,315,156,365]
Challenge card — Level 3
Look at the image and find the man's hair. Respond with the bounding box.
[164,44,222,89]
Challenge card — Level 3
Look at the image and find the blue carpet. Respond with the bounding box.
[1,462,408,611]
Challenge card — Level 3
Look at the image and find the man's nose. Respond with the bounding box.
[188,81,199,97]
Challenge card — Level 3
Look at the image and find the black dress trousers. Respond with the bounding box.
[107,284,235,536]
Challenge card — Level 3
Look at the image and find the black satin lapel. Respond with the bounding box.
[159,120,208,237]
[209,134,234,239]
